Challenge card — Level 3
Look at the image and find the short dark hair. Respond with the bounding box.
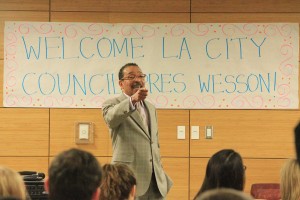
[48,148,102,200]
[194,149,245,199]
[100,163,136,200]
[118,63,139,80]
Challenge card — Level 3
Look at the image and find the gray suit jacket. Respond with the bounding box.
[102,94,173,197]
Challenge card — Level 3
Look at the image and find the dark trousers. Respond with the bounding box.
[135,173,165,200]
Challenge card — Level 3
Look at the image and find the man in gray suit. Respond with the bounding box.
[102,63,173,200]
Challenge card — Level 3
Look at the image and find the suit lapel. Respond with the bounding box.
[131,110,150,137]
[118,94,150,139]
[144,100,156,137]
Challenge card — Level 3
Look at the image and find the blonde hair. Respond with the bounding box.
[0,165,27,200]
[280,159,300,200]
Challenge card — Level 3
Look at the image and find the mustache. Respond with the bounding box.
[132,82,142,89]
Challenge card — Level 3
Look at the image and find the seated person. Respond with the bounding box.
[100,163,136,200]
[280,158,300,200]
[44,148,102,200]
[193,149,246,199]
[279,122,300,200]
[196,188,253,200]
[0,165,27,200]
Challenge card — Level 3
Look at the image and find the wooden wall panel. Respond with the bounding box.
[163,157,189,200]
[243,158,287,193]
[0,60,3,107]
[157,110,190,157]
[0,157,48,174]
[190,157,208,200]
[51,12,190,23]
[191,13,300,24]
[191,0,300,13]
[0,11,49,59]
[96,156,112,166]
[51,0,190,12]
[0,108,49,156]
[0,0,49,11]
[190,158,287,199]
[49,109,111,157]
[190,110,299,158]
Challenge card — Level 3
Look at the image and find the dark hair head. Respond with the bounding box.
[194,149,245,199]
[48,148,102,200]
[100,163,136,200]
[118,63,139,80]
[294,122,300,162]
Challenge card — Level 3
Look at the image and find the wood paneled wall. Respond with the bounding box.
[0,1,299,200]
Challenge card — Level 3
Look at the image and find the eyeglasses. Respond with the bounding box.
[121,74,146,80]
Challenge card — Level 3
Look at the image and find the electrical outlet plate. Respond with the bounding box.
[205,125,213,139]
[75,122,94,144]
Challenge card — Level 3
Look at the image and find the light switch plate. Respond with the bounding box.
[177,126,185,139]
[75,122,94,144]
[191,126,199,139]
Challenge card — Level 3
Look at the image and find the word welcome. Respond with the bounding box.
[22,36,267,60]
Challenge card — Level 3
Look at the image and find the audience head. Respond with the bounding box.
[280,158,300,200]
[195,188,253,200]
[100,163,136,200]
[194,149,245,199]
[0,165,27,200]
[45,148,102,200]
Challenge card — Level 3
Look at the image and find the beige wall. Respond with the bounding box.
[0,1,299,199]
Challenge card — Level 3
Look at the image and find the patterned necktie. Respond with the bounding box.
[137,102,148,127]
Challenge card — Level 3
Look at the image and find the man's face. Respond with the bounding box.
[119,65,146,96]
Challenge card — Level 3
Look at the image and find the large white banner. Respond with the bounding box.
[3,22,299,109]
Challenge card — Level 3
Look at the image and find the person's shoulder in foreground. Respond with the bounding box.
[195,188,254,200]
